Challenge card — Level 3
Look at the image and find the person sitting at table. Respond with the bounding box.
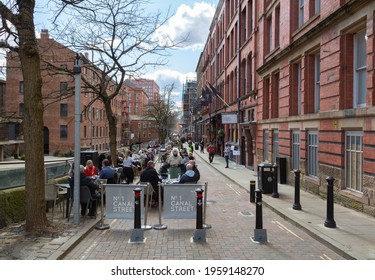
[84,159,98,178]
[69,165,99,217]
[188,160,200,182]
[178,163,198,184]
[140,160,162,207]
[99,159,116,184]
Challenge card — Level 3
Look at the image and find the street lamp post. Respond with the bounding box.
[73,53,81,225]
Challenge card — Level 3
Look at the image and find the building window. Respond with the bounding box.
[314,53,321,112]
[315,0,320,14]
[135,104,139,113]
[248,0,253,33]
[354,29,367,108]
[345,132,363,192]
[292,131,300,170]
[19,103,24,116]
[60,104,68,117]
[19,81,24,95]
[297,62,302,115]
[263,77,270,119]
[84,126,87,138]
[271,72,280,118]
[264,130,269,161]
[60,82,68,95]
[273,130,279,163]
[60,125,68,139]
[275,5,280,48]
[298,0,304,28]
[267,15,272,53]
[128,104,132,113]
[127,93,132,100]
[308,131,318,177]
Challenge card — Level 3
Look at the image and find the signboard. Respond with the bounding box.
[163,184,201,219]
[222,113,238,124]
[233,150,240,156]
[105,184,145,219]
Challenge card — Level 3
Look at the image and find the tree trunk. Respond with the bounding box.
[105,101,118,167]
[17,7,48,232]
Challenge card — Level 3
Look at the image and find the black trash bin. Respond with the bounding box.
[258,162,277,194]
[276,157,287,184]
[195,142,199,150]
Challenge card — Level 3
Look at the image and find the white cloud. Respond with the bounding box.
[144,68,196,108]
[155,2,215,50]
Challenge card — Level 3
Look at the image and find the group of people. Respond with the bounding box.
[159,144,200,183]
[68,142,204,215]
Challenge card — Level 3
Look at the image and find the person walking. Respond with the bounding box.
[224,143,231,168]
[199,139,204,153]
[207,143,216,163]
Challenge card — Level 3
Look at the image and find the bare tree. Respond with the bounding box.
[0,1,48,233]
[143,83,178,143]
[50,0,183,165]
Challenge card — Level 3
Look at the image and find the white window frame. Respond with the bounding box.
[345,131,363,193]
[353,29,367,108]
[308,131,318,177]
[292,131,300,170]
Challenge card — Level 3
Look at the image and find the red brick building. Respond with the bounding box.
[197,0,375,215]
[122,79,159,147]
[4,29,123,155]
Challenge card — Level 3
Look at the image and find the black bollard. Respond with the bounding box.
[195,188,204,229]
[130,187,144,243]
[292,170,302,210]
[193,188,206,242]
[133,187,142,229]
[255,189,263,229]
[272,164,279,198]
[250,180,256,203]
[251,188,267,243]
[324,177,336,228]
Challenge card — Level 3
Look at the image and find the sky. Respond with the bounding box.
[141,1,218,107]
[31,0,218,108]
[0,1,218,108]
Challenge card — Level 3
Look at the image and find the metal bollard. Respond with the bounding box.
[255,189,263,229]
[133,187,142,229]
[196,188,204,229]
[250,180,256,203]
[293,170,302,210]
[193,188,206,242]
[324,177,336,228]
[130,187,144,243]
[251,189,267,242]
[272,164,279,198]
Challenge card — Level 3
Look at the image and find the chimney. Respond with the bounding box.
[40,29,49,40]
